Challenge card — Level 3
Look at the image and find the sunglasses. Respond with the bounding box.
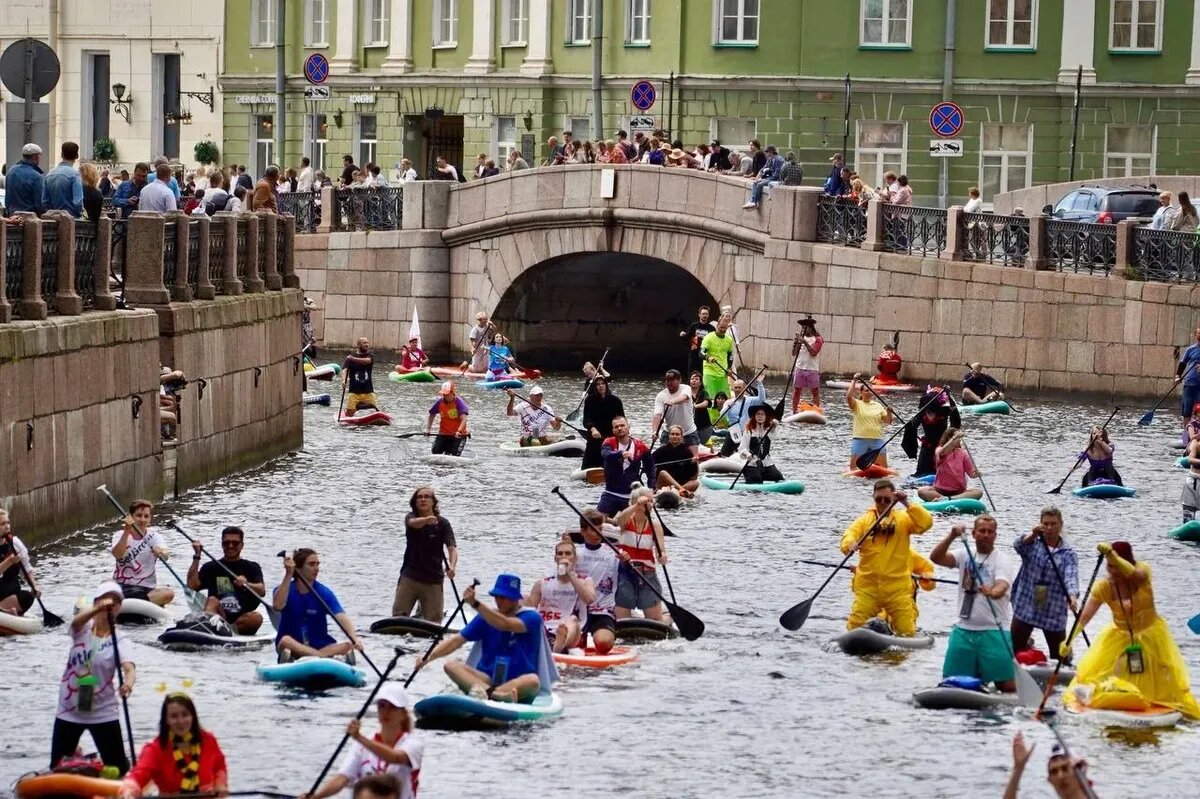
[222,540,242,547]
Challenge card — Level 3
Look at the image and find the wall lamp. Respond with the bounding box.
[182,87,214,112]
[333,109,344,128]
[111,83,132,123]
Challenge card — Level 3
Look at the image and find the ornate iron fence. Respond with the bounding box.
[333,187,403,231]
[208,223,226,293]
[110,220,128,299]
[881,204,945,258]
[1045,220,1116,275]
[1131,226,1200,282]
[279,191,316,232]
[40,223,59,306]
[235,219,248,282]
[276,224,287,277]
[960,212,1029,267]
[162,220,178,286]
[257,221,269,283]
[74,223,99,306]
[186,220,202,288]
[815,196,866,247]
[5,226,23,306]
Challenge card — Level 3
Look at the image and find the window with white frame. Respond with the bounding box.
[305,0,329,46]
[251,0,276,46]
[497,116,519,160]
[253,115,275,175]
[986,0,1036,48]
[502,0,528,45]
[711,118,756,150]
[716,0,758,44]
[434,0,458,46]
[568,0,592,44]
[1110,0,1162,51]
[861,0,911,47]
[358,114,378,167]
[308,113,328,170]
[1105,124,1155,177]
[855,121,905,190]
[363,0,388,46]
[627,0,651,43]
[979,124,1031,201]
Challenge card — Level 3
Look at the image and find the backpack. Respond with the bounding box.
[621,142,637,160]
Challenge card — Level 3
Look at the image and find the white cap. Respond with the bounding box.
[94,581,124,601]
[529,386,544,396]
[376,682,414,710]
[22,143,42,156]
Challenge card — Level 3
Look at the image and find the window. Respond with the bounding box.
[568,0,592,44]
[502,0,528,45]
[568,117,591,142]
[979,124,1031,201]
[986,0,1035,48]
[253,115,275,175]
[860,0,911,47]
[308,113,328,170]
[855,121,905,190]
[1105,125,1155,177]
[358,114,378,167]
[716,0,758,44]
[305,0,329,46]
[627,0,651,43]
[1110,0,1162,51]
[251,0,276,46]
[363,0,388,46]
[711,118,756,149]
[434,0,458,46]
[496,116,519,160]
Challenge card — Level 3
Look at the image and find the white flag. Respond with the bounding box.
[408,307,421,349]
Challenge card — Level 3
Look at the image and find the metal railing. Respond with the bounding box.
[40,224,59,306]
[5,227,23,306]
[276,224,287,277]
[1131,226,1200,282]
[208,223,226,293]
[279,191,316,232]
[815,196,866,247]
[235,219,248,282]
[1046,220,1116,275]
[74,223,98,306]
[333,187,402,231]
[881,204,945,258]
[162,220,178,286]
[961,212,1029,267]
[257,222,269,283]
[186,220,202,288]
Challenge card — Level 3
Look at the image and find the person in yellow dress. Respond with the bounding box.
[839,480,933,637]
[850,548,937,630]
[1062,540,1200,718]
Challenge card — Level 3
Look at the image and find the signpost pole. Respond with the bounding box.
[1068,65,1082,182]
[591,0,604,141]
[22,40,34,146]
[841,73,850,158]
[275,0,286,170]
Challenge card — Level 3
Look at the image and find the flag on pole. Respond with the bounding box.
[408,307,421,349]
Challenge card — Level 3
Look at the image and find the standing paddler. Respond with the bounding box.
[699,316,736,401]
[1009,507,1079,659]
[597,417,655,517]
[902,386,959,477]
[465,311,495,374]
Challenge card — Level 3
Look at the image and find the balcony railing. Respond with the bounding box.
[816,196,866,247]
[881,204,945,258]
[961,212,1029,267]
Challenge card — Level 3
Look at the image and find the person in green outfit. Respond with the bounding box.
[700,316,736,400]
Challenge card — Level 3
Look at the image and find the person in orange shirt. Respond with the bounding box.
[425,382,470,457]
[119,694,227,798]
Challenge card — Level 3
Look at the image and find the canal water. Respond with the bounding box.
[3,367,1199,798]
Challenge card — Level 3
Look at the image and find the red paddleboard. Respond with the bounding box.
[339,411,393,426]
[842,464,897,479]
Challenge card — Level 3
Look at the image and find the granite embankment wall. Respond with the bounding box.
[0,211,304,545]
[296,167,1196,400]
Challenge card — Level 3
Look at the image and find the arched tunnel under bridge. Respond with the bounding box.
[493,253,720,373]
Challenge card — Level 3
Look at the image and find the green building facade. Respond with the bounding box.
[220,0,1200,205]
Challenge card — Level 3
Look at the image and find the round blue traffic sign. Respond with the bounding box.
[304,53,330,85]
[631,80,656,112]
[929,101,964,138]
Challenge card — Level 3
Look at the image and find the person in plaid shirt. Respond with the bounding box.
[1010,507,1080,660]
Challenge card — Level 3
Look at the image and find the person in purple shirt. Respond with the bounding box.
[425,381,470,457]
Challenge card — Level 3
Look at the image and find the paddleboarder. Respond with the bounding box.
[342,337,380,417]
[846,375,893,471]
[273,548,364,663]
[1176,326,1200,440]
[962,362,1005,405]
[570,508,627,655]
[111,499,176,608]
[506,386,562,446]
[849,548,938,629]
[1080,426,1122,487]
[930,517,1019,693]
[526,538,596,654]
[597,417,655,516]
[393,487,458,623]
[902,386,960,477]
[652,425,700,497]
[738,405,784,484]
[582,375,624,469]
[426,381,470,457]
[185,526,267,635]
[876,341,903,384]
[915,428,983,501]
[1004,732,1095,799]
[612,489,670,625]
[466,312,494,373]
[1183,428,1200,522]
[651,369,699,452]
[486,333,517,380]
[395,336,428,373]
[790,316,824,412]
[700,316,736,400]
[0,509,41,617]
[1009,507,1079,661]
[679,305,715,375]
[118,693,229,798]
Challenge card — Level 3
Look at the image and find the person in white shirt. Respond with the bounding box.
[227,186,246,213]
[433,157,458,182]
[297,157,314,192]
[963,186,984,214]
[110,498,176,607]
[525,538,596,653]
[139,164,178,214]
[505,386,562,446]
[651,369,699,453]
[400,158,418,182]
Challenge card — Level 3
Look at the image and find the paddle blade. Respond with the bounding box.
[1188,612,1200,635]
[42,608,66,627]
[854,447,883,471]
[772,396,786,420]
[1014,661,1044,708]
[666,602,705,641]
[566,408,583,425]
[1046,486,1062,495]
[1137,410,1155,426]
[779,598,813,631]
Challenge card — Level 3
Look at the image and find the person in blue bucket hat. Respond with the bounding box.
[415,573,558,703]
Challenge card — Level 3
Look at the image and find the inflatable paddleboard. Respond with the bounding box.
[430,366,542,380]
[421,453,476,467]
[826,379,919,393]
[1168,520,1200,542]
[389,369,437,383]
[15,774,123,798]
[477,378,525,390]
[962,400,1011,415]
[257,656,366,690]
[552,646,638,669]
[1063,694,1182,729]
[498,439,585,457]
[415,691,563,728]
[303,393,332,406]
[1072,484,1136,499]
[913,686,1020,710]
[158,627,275,652]
[782,406,827,425]
[570,467,606,484]
[115,598,173,626]
[699,456,743,474]
[700,475,805,494]
[1023,663,1075,687]
[369,616,459,637]
[842,464,897,479]
[339,411,393,426]
[615,617,677,641]
[304,363,341,380]
[902,474,936,487]
[920,497,987,515]
[834,627,934,656]
[0,610,43,636]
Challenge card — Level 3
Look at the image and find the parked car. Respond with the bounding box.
[1042,186,1160,224]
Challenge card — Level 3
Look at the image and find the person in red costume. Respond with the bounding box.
[119,694,227,798]
[876,341,903,384]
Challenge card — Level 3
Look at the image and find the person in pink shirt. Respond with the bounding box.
[917,428,982,501]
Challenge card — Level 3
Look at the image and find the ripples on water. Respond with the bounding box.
[4,368,1200,797]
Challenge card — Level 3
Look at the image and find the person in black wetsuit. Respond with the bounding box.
[902,386,960,477]
[689,372,711,436]
[342,337,379,416]
[582,376,624,469]
[653,425,700,496]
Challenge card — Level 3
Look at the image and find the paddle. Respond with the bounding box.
[96,486,205,614]
[460,321,496,374]
[166,520,282,629]
[963,362,1016,413]
[957,530,1043,708]
[1047,407,1119,494]
[772,356,797,420]
[956,435,996,512]
[3,534,64,627]
[855,387,951,471]
[507,390,589,437]
[779,500,898,631]
[1035,532,1089,647]
[728,419,776,490]
[798,558,958,585]
[484,344,538,377]
[1188,612,1200,636]
[644,506,678,605]
[696,364,768,443]
[1041,721,1102,799]
[276,550,384,680]
[396,430,472,440]
[442,555,470,626]
[334,372,349,423]
[567,348,610,425]
[858,377,908,425]
[1035,553,1104,720]
[106,607,138,767]
[552,487,704,641]
[1138,360,1194,425]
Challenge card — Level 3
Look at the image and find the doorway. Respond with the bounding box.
[403,114,464,178]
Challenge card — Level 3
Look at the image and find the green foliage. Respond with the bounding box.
[93,137,117,161]
[193,140,220,165]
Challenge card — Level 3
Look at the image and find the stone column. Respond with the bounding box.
[168,212,193,302]
[17,214,47,319]
[318,185,336,233]
[521,0,553,76]
[1026,214,1049,270]
[1115,219,1138,276]
[193,216,215,300]
[122,212,170,306]
[218,212,243,295]
[380,0,413,73]
[260,211,282,290]
[244,214,265,293]
[329,0,357,72]
[281,214,300,288]
[465,0,495,74]
[93,217,117,311]
[46,212,83,315]
[940,206,964,262]
[1188,0,1200,84]
[862,200,885,252]
[791,187,821,243]
[0,221,9,322]
[1059,0,1097,84]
